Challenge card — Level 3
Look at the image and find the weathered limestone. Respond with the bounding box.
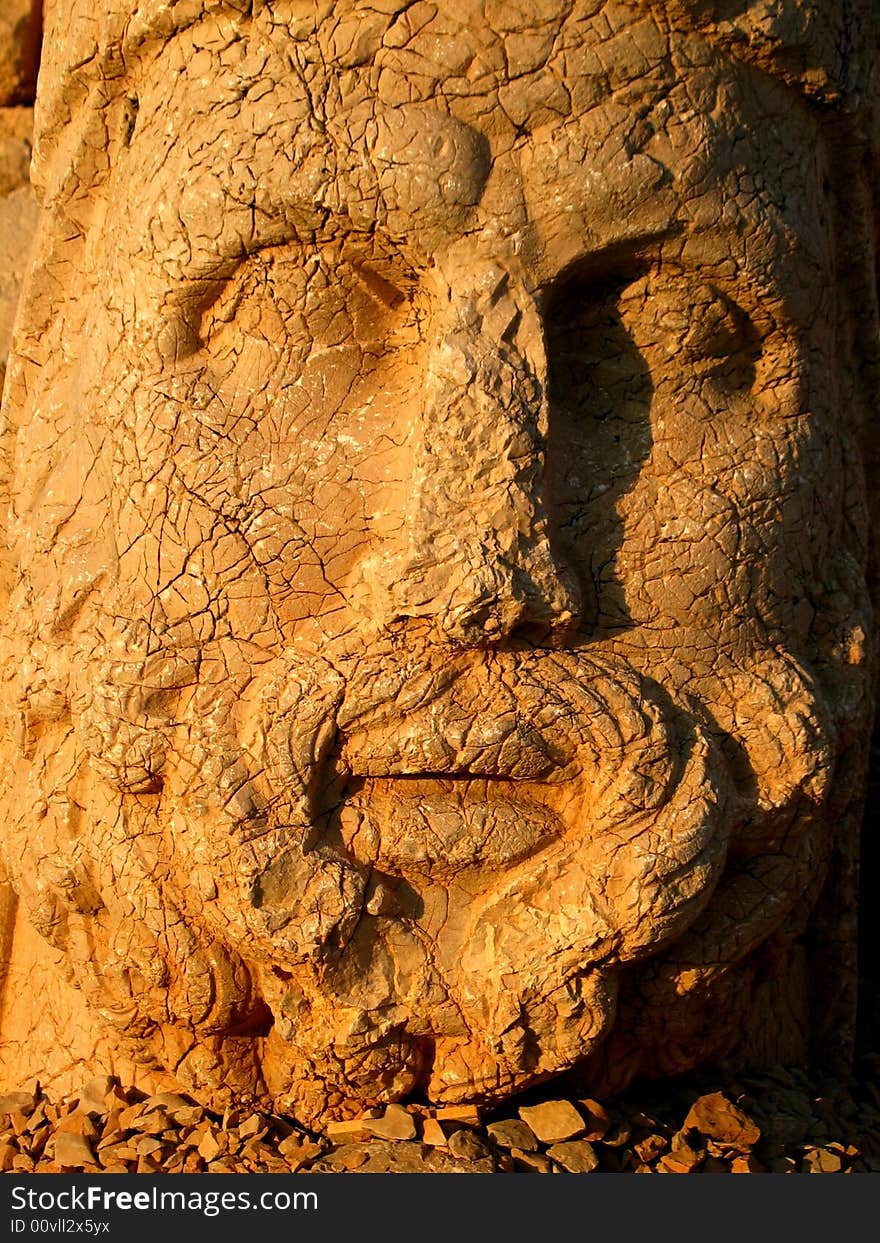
[0,1,878,1128]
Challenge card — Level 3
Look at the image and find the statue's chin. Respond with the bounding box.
[246,701,729,1114]
[259,955,620,1117]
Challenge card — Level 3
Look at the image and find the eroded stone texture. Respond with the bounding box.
[0,1,878,1126]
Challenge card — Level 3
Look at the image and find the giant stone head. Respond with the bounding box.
[0,0,878,1123]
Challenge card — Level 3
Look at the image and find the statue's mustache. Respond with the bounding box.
[75,634,676,814]
[251,643,680,826]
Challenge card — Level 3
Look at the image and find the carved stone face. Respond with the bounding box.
[1,3,874,1121]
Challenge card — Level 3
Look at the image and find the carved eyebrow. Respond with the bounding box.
[161,219,418,331]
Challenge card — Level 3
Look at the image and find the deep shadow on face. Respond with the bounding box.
[543,265,654,638]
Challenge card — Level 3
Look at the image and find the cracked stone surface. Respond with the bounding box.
[0,1,878,1129]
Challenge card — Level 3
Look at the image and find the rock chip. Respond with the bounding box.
[448,1129,491,1161]
[802,1147,843,1174]
[57,1112,99,1140]
[683,1093,761,1152]
[547,1140,600,1173]
[364,1104,417,1141]
[117,1103,148,1130]
[421,1118,448,1147]
[280,1137,322,1170]
[76,1077,116,1117]
[487,1118,539,1152]
[0,1090,35,1116]
[54,1131,96,1169]
[197,1131,221,1162]
[518,1100,585,1143]
[333,1147,369,1171]
[133,1136,164,1157]
[511,1148,553,1173]
[657,1129,705,1173]
[578,1098,612,1141]
[634,1134,668,1164]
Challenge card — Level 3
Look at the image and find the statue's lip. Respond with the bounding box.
[357,770,555,780]
[337,751,574,783]
[334,770,569,877]
[336,730,575,783]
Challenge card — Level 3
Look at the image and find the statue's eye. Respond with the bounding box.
[195,243,420,362]
[198,252,308,349]
[543,269,654,472]
[676,285,760,387]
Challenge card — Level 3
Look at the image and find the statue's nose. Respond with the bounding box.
[366,259,582,646]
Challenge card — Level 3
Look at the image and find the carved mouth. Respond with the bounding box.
[329,695,591,874]
[325,661,677,877]
[170,642,717,985]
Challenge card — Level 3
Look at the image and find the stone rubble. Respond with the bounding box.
[1,1063,879,1174]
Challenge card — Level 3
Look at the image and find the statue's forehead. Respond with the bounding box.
[129,0,646,112]
[125,0,577,49]
[115,6,829,320]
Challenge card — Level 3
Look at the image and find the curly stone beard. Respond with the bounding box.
[0,613,835,1122]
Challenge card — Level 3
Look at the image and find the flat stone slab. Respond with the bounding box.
[518,1100,585,1143]
[547,1140,600,1173]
